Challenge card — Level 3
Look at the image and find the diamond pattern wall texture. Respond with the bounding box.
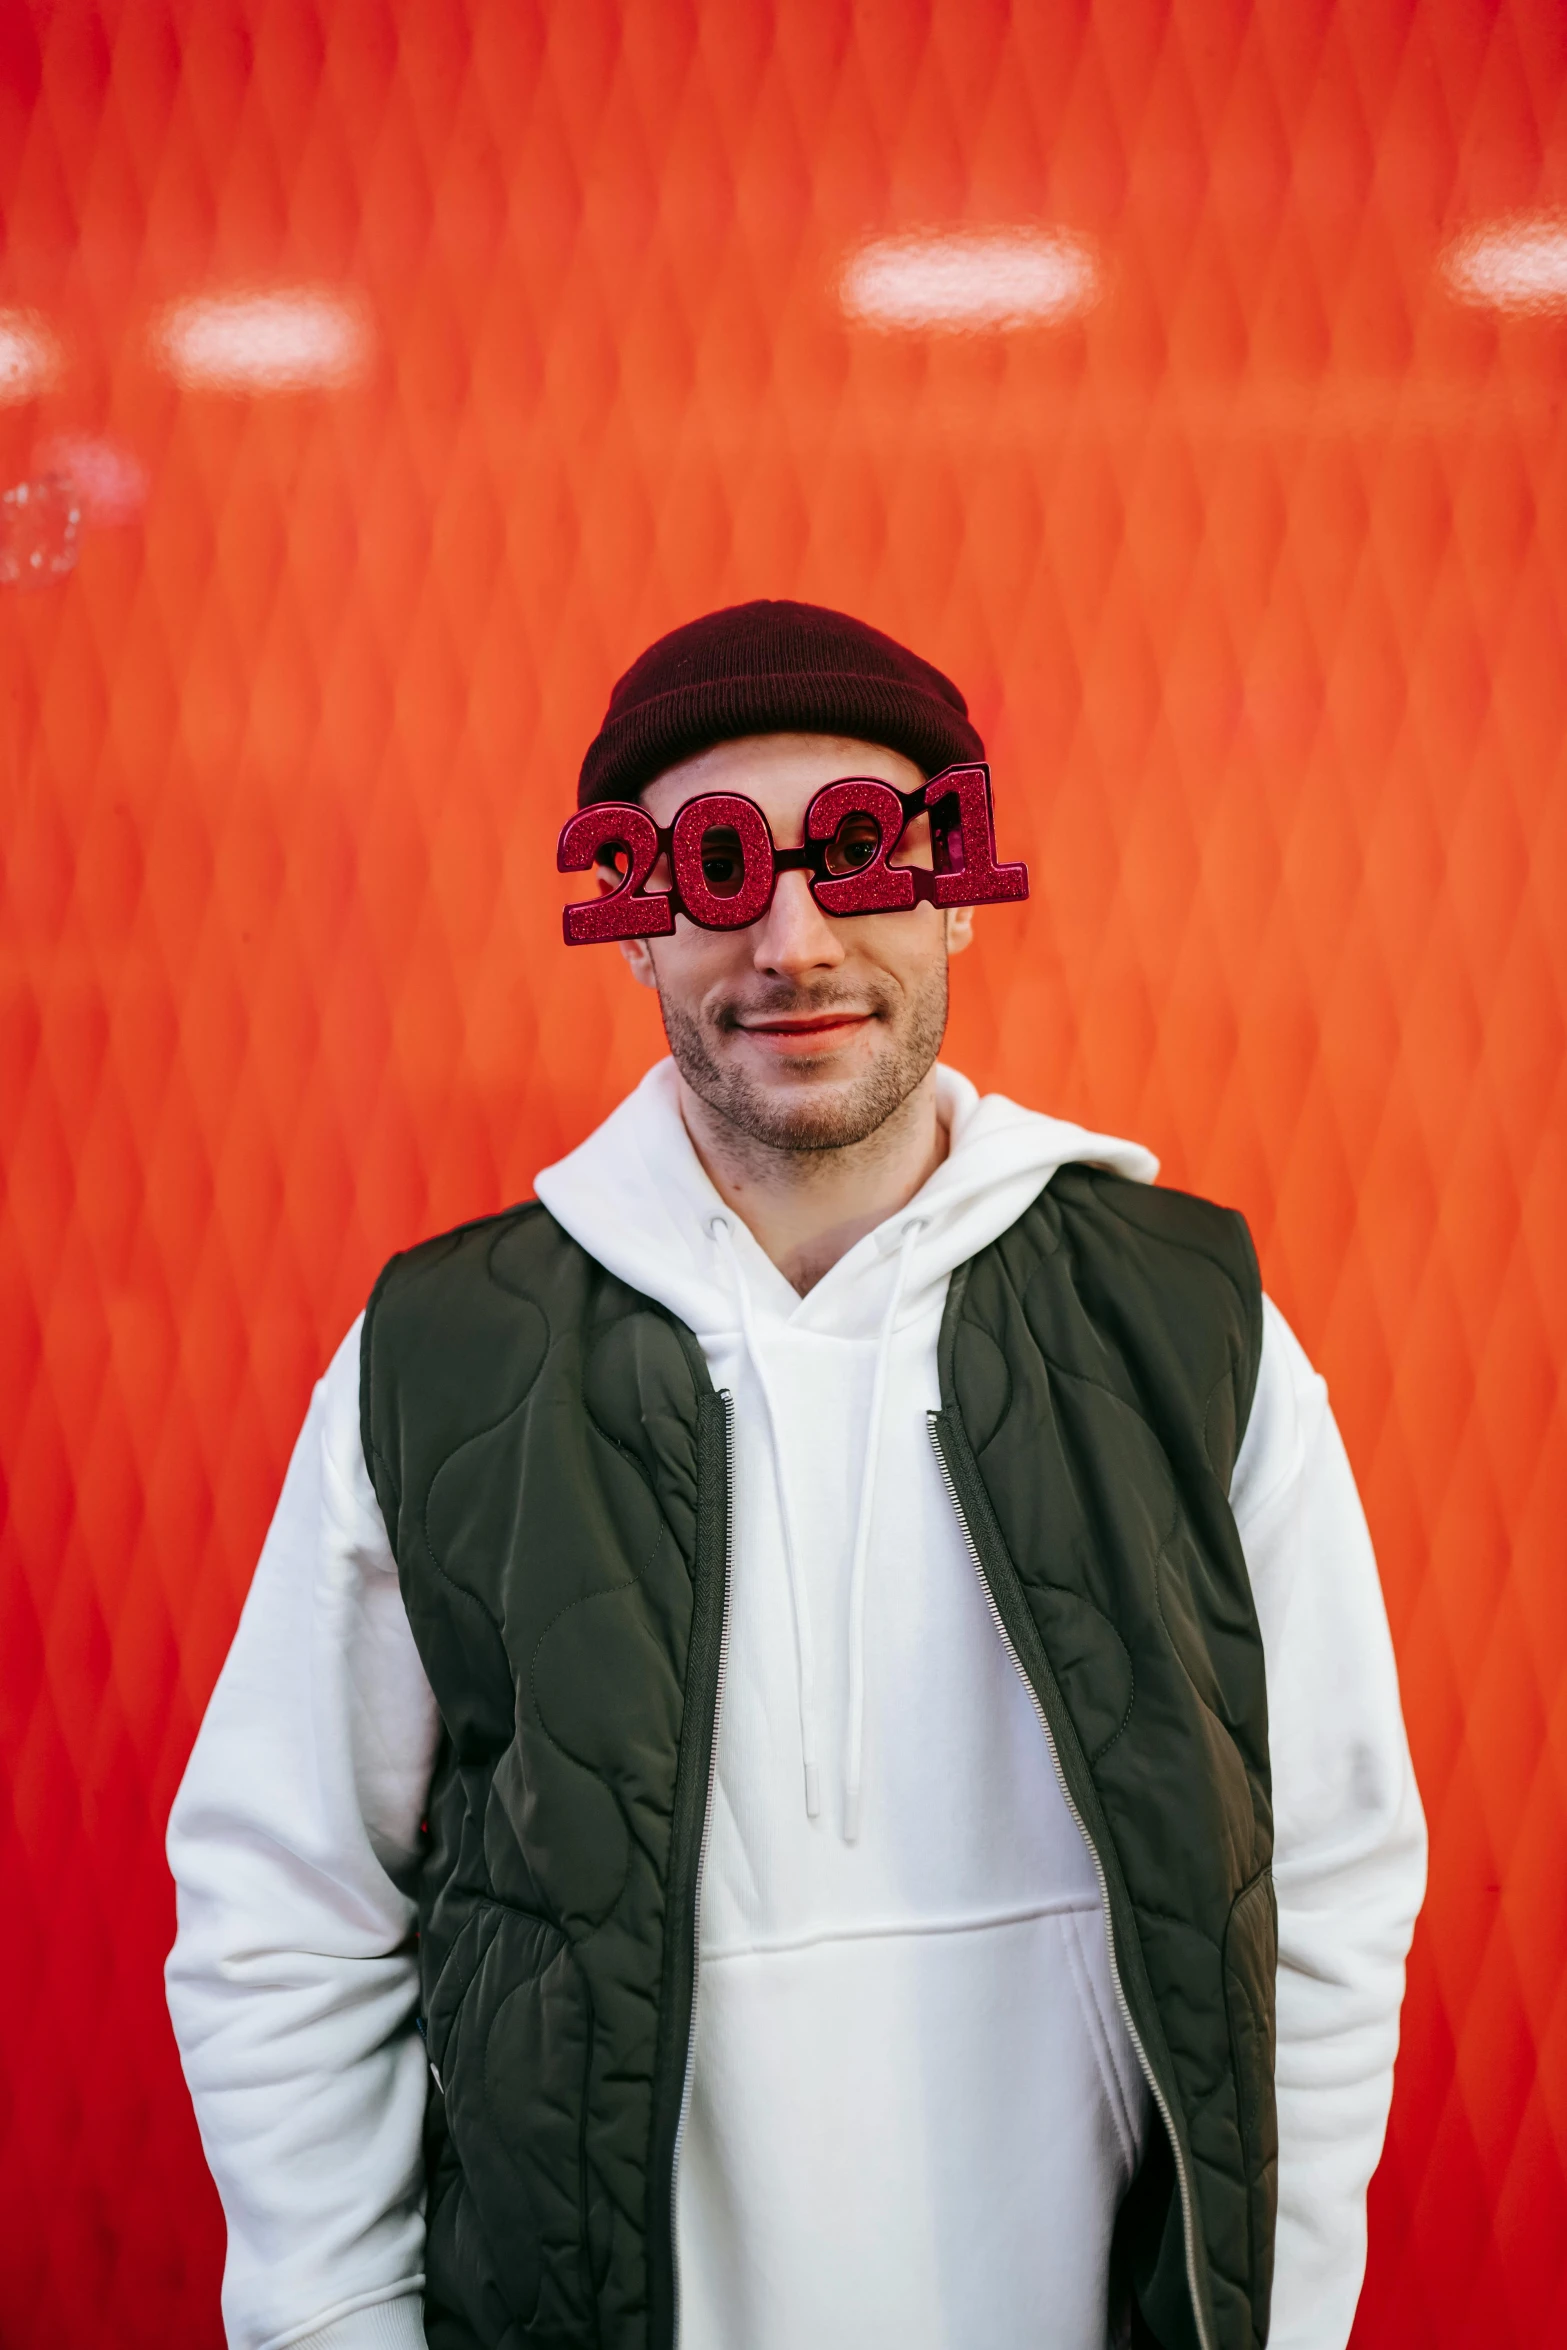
[2,3,1563,2343]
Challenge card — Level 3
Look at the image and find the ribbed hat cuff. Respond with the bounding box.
[579,673,980,806]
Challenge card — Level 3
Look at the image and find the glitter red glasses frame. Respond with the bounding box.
[557,763,1028,943]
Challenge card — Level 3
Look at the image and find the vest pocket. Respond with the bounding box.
[427,1899,595,2344]
[1222,1869,1278,2346]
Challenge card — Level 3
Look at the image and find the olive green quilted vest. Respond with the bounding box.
[361,1165,1273,2350]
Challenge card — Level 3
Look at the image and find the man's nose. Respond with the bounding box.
[750,867,846,976]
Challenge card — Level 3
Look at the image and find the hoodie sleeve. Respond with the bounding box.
[165,1318,441,2350]
[1231,1298,1427,2350]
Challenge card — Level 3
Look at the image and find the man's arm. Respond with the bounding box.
[1233,1298,1428,2350]
[166,1318,440,2350]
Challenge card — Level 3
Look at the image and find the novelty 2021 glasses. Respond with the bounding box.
[558,764,1028,943]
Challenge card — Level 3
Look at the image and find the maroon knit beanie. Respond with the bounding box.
[577,598,985,806]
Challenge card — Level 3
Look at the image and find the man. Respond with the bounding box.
[167,600,1426,2350]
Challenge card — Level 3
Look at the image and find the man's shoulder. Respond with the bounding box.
[1042,1160,1260,1300]
[366,1196,559,1313]
[963,1165,1268,1475]
[360,1195,680,1373]
[970,1164,1265,1447]
[358,1203,582,1536]
[359,1202,585,1432]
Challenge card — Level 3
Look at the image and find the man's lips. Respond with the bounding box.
[731,1010,874,1051]
[738,1013,870,1032]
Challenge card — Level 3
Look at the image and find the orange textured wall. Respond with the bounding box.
[2,3,1563,2342]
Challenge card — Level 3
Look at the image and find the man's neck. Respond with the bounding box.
[676,1070,949,1296]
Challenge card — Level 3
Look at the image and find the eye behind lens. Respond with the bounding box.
[699,826,745,895]
[824,813,883,877]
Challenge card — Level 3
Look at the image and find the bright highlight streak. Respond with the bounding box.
[0,310,62,402]
[841,228,1101,330]
[153,288,371,391]
[1443,216,1567,312]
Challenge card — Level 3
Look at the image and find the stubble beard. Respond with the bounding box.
[656,960,951,1162]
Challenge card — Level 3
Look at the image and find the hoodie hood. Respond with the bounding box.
[534,1057,1158,1341]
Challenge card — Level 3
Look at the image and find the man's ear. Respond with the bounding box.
[617,934,660,987]
[590,861,662,988]
[945,905,976,956]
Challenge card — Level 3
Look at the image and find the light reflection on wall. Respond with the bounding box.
[839,227,1102,330]
[149,288,372,393]
[0,309,62,403]
[1442,213,1567,311]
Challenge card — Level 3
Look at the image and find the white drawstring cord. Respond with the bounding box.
[842,1216,924,1844]
[710,1215,823,1818]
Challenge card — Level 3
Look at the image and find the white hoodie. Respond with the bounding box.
[166,1063,1426,2350]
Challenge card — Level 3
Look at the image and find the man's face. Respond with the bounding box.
[614,732,975,1154]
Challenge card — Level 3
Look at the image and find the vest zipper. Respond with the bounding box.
[927,1409,1215,2350]
[669,1387,735,2350]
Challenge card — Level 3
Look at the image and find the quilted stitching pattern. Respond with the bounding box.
[942,1171,1271,2350]
[363,1206,723,2349]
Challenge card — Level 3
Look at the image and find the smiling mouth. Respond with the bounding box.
[728,1009,877,1054]
[737,1012,871,1034]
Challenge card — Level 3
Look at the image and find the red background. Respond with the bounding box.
[2,2,1564,2342]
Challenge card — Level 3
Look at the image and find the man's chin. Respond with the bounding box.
[703,1056,911,1154]
[729,1039,874,1091]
